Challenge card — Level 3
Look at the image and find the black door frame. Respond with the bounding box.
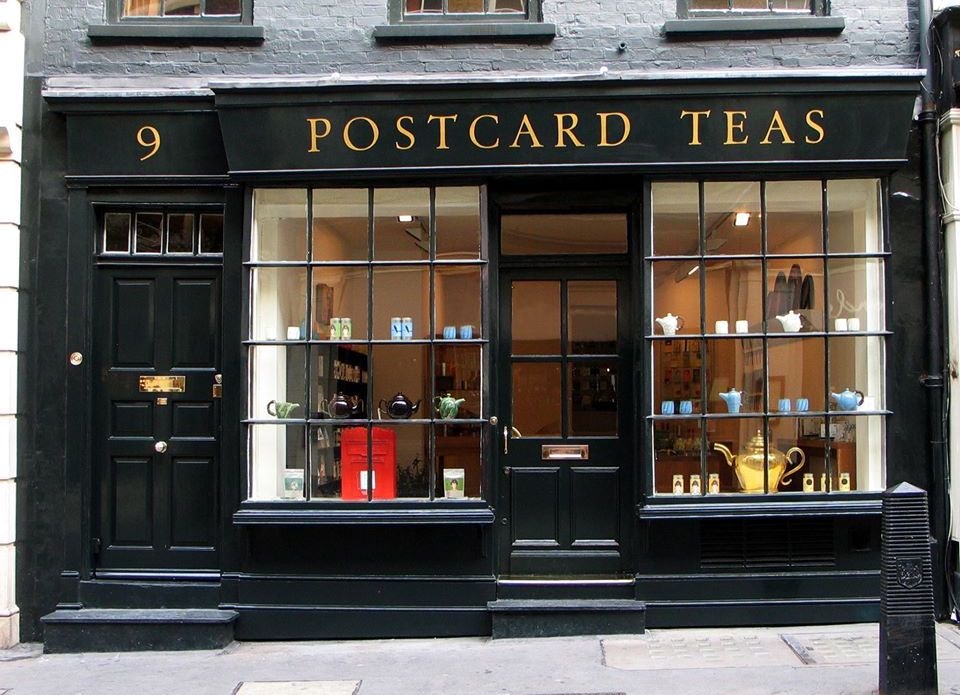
[488,187,643,579]
[63,188,235,586]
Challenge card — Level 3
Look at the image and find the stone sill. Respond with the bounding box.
[374,21,556,42]
[663,15,844,37]
[88,23,265,42]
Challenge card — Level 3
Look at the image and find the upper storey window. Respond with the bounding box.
[684,0,816,14]
[404,0,526,16]
[376,0,554,40]
[120,0,243,18]
[93,0,261,39]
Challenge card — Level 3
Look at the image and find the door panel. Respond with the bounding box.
[94,266,221,572]
[498,265,632,577]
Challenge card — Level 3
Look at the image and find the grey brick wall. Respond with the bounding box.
[37,0,918,78]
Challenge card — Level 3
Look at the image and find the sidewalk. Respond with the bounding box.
[4,622,960,695]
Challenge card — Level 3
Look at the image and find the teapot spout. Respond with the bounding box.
[713,442,735,468]
[410,400,422,414]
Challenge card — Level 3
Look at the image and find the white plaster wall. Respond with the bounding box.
[0,0,22,649]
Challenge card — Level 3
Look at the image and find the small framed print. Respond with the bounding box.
[672,474,684,495]
[689,474,702,496]
[282,469,305,499]
[443,468,465,498]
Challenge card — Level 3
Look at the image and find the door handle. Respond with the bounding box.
[503,426,509,454]
[154,441,168,454]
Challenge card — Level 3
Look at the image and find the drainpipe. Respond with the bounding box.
[918,0,949,619]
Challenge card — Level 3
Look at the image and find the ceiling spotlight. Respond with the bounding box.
[397,214,415,223]
[734,212,751,227]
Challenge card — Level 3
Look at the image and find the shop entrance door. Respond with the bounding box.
[497,266,633,576]
[92,266,222,573]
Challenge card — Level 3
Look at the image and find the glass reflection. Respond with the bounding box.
[569,362,617,436]
[312,188,368,262]
[703,260,763,335]
[704,182,761,255]
[512,281,560,355]
[827,258,884,332]
[652,182,699,256]
[436,266,481,339]
[652,261,699,335]
[501,214,628,255]
[568,281,617,354]
[249,424,306,500]
[828,179,883,254]
[250,267,307,341]
[435,424,482,498]
[249,345,308,420]
[765,258,824,332]
[372,266,429,340]
[253,189,307,262]
[766,181,822,255]
[436,187,481,260]
[512,362,561,437]
[374,188,430,261]
[311,266,369,341]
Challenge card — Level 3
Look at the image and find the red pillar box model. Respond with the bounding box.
[340,426,397,500]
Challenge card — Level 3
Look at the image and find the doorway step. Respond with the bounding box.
[40,577,236,653]
[488,577,645,638]
[41,607,237,653]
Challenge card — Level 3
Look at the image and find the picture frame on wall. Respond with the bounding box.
[313,283,334,338]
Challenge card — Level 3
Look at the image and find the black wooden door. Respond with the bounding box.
[497,266,633,576]
[93,266,221,572]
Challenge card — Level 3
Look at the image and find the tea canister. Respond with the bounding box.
[401,317,414,340]
[390,317,402,341]
[330,317,342,340]
[341,317,352,340]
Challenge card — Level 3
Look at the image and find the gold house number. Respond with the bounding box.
[136,125,161,161]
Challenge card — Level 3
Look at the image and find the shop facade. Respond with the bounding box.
[18,0,936,649]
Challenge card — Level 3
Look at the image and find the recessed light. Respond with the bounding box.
[734,212,751,227]
[397,215,415,223]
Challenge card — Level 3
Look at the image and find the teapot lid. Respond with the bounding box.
[745,429,767,453]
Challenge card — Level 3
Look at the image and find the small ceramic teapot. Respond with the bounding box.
[328,392,363,419]
[775,310,802,333]
[267,400,300,418]
[655,313,684,336]
[434,393,466,420]
[718,388,743,414]
[830,388,864,411]
[380,392,421,419]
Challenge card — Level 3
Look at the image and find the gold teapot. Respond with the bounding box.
[713,430,806,493]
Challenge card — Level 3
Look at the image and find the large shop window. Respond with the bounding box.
[247,187,485,502]
[649,179,886,498]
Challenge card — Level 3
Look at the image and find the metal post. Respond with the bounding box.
[880,482,938,695]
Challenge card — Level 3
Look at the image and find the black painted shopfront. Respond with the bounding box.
[30,69,929,646]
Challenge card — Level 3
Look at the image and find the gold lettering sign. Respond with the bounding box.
[136,125,161,161]
[139,375,186,393]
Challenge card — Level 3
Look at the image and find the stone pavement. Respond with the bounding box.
[4,622,960,695]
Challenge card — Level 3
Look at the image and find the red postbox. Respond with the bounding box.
[340,426,397,500]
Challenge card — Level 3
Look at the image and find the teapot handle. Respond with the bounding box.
[676,316,685,329]
[855,390,865,407]
[266,400,278,417]
[780,447,807,487]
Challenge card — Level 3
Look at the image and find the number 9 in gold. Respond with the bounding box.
[136,125,161,161]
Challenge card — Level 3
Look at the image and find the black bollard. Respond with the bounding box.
[879,482,938,695]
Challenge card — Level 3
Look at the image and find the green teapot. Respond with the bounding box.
[434,393,466,420]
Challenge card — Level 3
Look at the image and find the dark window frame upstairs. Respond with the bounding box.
[676,0,829,19]
[386,0,543,24]
[90,0,263,41]
[106,0,254,24]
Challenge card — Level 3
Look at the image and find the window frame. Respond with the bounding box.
[676,0,828,19]
[106,0,253,25]
[645,177,890,501]
[241,185,492,509]
[387,0,542,24]
[375,0,555,41]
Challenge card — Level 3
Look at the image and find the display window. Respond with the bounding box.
[649,178,887,496]
[246,186,485,502]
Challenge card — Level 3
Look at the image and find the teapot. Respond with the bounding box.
[655,313,684,336]
[718,388,743,414]
[831,388,864,411]
[714,430,806,493]
[328,392,363,419]
[434,393,466,420]
[267,400,300,419]
[775,310,802,333]
[380,392,421,419]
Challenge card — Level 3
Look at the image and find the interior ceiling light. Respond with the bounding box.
[734,212,751,227]
[397,214,415,223]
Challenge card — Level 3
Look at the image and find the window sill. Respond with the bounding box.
[373,22,556,42]
[662,15,844,37]
[233,504,496,525]
[88,23,265,42]
[637,494,880,520]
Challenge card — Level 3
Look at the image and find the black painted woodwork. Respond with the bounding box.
[497,264,634,576]
[93,266,222,572]
[488,598,645,638]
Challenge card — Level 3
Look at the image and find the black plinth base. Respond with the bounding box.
[880,615,939,695]
[488,599,646,638]
[41,608,238,653]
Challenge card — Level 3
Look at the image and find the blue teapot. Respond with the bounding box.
[830,388,864,411]
[718,388,743,414]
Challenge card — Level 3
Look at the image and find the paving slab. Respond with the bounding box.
[233,681,361,695]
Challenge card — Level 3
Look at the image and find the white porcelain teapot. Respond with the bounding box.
[655,313,684,336]
[775,310,802,333]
